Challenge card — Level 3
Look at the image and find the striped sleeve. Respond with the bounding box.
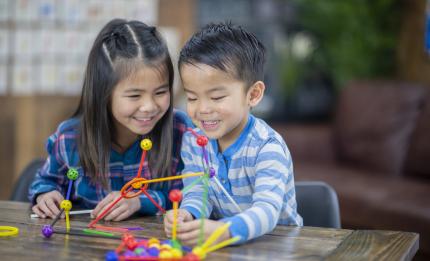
[221,139,295,243]
[179,132,213,219]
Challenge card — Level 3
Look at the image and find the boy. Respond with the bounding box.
[164,22,302,245]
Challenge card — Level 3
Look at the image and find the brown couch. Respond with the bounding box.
[273,80,430,260]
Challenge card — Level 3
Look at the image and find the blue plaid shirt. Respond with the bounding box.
[29,110,193,214]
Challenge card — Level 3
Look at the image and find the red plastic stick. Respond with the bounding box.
[141,189,166,214]
[136,150,147,178]
[88,193,126,228]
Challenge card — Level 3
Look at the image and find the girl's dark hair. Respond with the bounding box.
[178,22,266,88]
[73,19,173,187]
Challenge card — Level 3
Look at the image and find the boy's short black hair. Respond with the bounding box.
[179,22,266,87]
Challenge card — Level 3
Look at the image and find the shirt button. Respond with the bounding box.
[221,178,226,183]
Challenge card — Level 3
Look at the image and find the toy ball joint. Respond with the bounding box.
[196,136,208,147]
[105,251,119,261]
[41,225,53,238]
[66,168,79,180]
[140,139,152,151]
[168,189,182,202]
[60,200,72,211]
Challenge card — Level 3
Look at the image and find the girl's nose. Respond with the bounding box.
[139,96,157,112]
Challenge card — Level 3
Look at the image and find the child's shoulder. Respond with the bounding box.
[249,115,287,147]
[55,117,80,137]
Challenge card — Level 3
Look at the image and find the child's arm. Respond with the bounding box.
[29,132,69,218]
[220,139,301,243]
[177,132,213,219]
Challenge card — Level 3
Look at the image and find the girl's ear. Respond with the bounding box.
[247,81,265,107]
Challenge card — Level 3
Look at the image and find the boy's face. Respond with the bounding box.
[181,63,250,151]
[111,65,170,149]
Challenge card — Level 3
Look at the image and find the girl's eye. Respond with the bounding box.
[212,96,226,101]
[127,95,140,98]
[187,97,197,102]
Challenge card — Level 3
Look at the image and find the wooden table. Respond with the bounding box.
[0,201,419,260]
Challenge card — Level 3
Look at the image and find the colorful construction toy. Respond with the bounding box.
[41,131,242,260]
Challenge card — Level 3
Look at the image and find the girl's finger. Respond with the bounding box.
[45,198,60,216]
[39,200,55,218]
[104,203,126,221]
[92,193,116,217]
[32,205,46,218]
[52,191,64,204]
[112,208,132,221]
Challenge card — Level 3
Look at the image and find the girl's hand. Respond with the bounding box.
[32,190,65,219]
[91,191,140,221]
[176,219,231,247]
[164,209,194,236]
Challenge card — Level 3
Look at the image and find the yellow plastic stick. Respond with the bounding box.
[205,236,241,253]
[65,210,70,232]
[201,222,231,250]
[172,201,178,240]
[140,172,204,185]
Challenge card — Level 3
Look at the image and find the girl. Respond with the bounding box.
[29,19,191,221]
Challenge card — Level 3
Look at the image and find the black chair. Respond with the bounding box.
[295,181,341,228]
[10,158,45,202]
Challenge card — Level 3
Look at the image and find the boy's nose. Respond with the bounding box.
[197,102,213,114]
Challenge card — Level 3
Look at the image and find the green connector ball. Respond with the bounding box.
[67,168,79,180]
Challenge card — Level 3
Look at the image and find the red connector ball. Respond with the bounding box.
[168,189,182,202]
[196,136,208,147]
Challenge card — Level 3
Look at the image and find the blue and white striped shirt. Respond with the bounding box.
[180,114,303,243]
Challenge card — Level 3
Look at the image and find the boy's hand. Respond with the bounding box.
[91,191,140,221]
[176,219,231,246]
[33,190,64,219]
[164,209,194,236]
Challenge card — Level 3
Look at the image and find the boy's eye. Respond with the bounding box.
[155,90,169,96]
[127,95,140,98]
[187,97,197,102]
[212,96,226,101]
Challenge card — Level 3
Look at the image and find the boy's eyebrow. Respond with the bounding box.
[124,84,169,93]
[183,86,227,94]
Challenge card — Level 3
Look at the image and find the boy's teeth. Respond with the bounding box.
[203,121,217,125]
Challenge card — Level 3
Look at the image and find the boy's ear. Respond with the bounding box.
[247,81,265,107]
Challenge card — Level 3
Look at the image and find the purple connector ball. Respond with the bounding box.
[209,167,216,178]
[41,225,53,238]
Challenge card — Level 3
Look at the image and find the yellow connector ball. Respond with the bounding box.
[192,247,206,259]
[171,248,183,258]
[60,200,72,211]
[159,250,173,259]
[131,180,144,189]
[148,237,159,245]
[140,139,152,151]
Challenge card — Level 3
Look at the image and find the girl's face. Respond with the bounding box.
[111,65,170,149]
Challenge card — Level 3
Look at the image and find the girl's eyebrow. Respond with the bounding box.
[124,84,169,93]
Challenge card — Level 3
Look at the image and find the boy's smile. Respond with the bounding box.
[181,63,251,151]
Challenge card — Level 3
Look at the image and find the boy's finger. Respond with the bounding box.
[177,228,200,245]
[177,219,201,233]
[39,200,55,218]
[112,209,131,222]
